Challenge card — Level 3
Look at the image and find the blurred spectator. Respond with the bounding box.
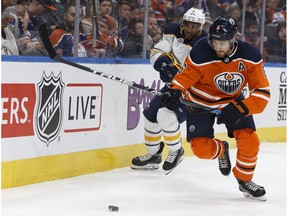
[2,0,17,11]
[148,16,158,35]
[203,11,212,32]
[206,0,228,20]
[129,0,138,9]
[5,0,47,55]
[98,0,118,31]
[1,0,57,56]
[226,2,241,20]
[245,1,260,24]
[217,0,235,11]
[165,6,185,26]
[1,11,19,55]
[81,1,122,57]
[277,0,286,8]
[3,4,24,40]
[138,3,154,20]
[24,0,57,55]
[272,10,286,24]
[226,2,242,32]
[265,0,285,24]
[281,5,286,19]
[94,15,123,57]
[49,1,88,57]
[119,18,153,58]
[40,2,65,30]
[15,0,30,35]
[151,0,173,27]
[174,0,198,12]
[0,0,285,64]
[27,0,57,36]
[80,0,94,36]
[244,21,261,49]
[116,1,131,43]
[149,25,163,44]
[130,6,141,21]
[99,0,113,16]
[265,22,286,63]
[266,0,277,24]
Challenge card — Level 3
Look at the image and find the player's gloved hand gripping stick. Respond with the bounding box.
[38,24,219,114]
[217,99,248,125]
[153,53,181,83]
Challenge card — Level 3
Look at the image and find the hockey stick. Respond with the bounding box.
[38,24,220,113]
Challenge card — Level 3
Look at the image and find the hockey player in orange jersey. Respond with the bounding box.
[161,16,270,201]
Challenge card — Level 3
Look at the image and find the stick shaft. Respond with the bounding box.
[54,55,162,96]
[38,24,220,113]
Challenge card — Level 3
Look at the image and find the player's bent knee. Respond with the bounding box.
[144,116,161,132]
[233,128,260,156]
[190,137,215,159]
[156,107,179,130]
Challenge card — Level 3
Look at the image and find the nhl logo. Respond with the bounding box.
[35,72,65,146]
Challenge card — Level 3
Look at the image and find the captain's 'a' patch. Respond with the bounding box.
[238,62,245,71]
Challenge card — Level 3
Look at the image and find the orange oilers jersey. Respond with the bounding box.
[170,38,270,115]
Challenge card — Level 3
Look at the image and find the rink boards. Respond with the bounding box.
[1,57,286,188]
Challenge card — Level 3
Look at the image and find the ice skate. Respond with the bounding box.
[218,141,231,176]
[131,142,164,170]
[163,147,184,174]
[237,178,267,201]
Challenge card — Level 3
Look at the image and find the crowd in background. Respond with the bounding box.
[1,0,286,63]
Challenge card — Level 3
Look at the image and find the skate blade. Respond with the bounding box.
[131,164,160,170]
[243,192,267,202]
[165,156,184,175]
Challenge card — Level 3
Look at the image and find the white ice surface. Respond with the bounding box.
[2,143,286,216]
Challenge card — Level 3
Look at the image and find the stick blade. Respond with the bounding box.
[38,24,57,59]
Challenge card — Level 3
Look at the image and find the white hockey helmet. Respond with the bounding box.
[182,8,206,28]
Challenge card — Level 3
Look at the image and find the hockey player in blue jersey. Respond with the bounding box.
[131,8,207,172]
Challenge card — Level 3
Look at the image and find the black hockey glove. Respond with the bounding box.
[161,89,182,111]
[154,54,180,82]
[217,100,249,125]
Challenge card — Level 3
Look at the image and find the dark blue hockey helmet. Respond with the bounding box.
[209,16,238,41]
